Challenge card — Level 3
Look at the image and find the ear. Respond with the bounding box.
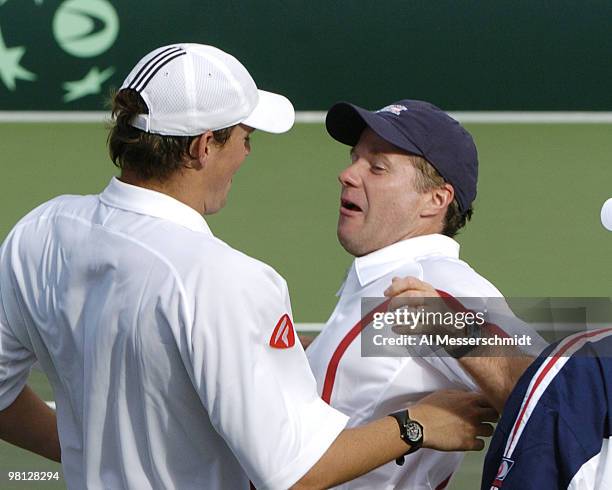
[186,131,215,170]
[421,183,454,218]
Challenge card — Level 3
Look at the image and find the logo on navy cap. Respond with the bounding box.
[377,104,407,116]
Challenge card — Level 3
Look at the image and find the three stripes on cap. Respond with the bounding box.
[128,45,187,92]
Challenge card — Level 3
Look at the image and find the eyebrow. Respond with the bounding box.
[350,147,393,165]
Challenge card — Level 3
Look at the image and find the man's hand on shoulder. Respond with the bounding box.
[384,275,535,412]
[383,276,466,338]
[410,390,497,452]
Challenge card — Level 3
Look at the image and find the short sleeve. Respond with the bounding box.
[0,284,36,410]
[184,259,348,489]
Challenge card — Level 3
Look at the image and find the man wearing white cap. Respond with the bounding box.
[0,44,495,490]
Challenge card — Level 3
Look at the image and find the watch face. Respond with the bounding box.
[406,421,423,443]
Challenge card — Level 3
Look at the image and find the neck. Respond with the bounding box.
[397,221,444,244]
[120,169,206,214]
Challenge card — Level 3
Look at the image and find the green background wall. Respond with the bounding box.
[2,0,612,111]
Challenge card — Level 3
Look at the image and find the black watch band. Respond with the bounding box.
[446,322,491,358]
[390,409,424,466]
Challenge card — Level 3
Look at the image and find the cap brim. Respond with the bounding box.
[242,90,295,134]
[325,102,368,146]
[325,102,423,156]
[601,198,612,231]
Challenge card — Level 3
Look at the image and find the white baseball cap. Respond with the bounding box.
[601,198,612,231]
[119,43,295,136]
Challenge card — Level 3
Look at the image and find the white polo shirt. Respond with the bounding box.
[307,234,504,490]
[0,178,348,490]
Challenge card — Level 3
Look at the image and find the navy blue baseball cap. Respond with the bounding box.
[325,99,478,214]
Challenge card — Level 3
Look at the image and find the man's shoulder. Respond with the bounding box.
[417,254,502,297]
[493,331,612,443]
[173,237,288,297]
[13,194,96,227]
[2,194,97,250]
[205,240,284,280]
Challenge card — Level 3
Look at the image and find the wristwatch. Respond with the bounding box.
[446,321,486,359]
[389,409,424,465]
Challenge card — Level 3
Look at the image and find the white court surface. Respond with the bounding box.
[3,111,612,124]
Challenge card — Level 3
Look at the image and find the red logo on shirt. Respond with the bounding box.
[270,314,295,349]
[492,458,514,488]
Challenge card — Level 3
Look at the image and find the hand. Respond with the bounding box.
[384,276,438,302]
[383,276,464,338]
[409,390,497,452]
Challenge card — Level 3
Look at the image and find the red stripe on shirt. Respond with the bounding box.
[321,291,512,404]
[318,291,508,487]
[321,299,391,403]
[436,473,453,489]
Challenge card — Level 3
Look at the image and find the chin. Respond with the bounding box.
[204,200,225,215]
[337,230,368,257]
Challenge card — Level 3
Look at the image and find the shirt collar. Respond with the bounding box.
[99,177,213,235]
[352,234,460,289]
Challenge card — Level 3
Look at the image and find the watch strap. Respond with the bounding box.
[390,409,423,465]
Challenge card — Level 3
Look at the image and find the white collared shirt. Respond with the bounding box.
[0,178,348,490]
[307,234,504,490]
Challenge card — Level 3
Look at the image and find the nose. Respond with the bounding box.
[338,163,360,188]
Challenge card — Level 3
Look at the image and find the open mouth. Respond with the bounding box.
[341,198,363,212]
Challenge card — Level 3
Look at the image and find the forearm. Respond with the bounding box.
[292,415,407,490]
[0,385,61,462]
[292,390,495,489]
[459,353,533,413]
[451,321,535,412]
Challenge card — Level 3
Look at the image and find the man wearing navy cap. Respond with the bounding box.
[306,100,532,489]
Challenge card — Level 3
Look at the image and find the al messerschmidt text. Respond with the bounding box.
[372,334,533,347]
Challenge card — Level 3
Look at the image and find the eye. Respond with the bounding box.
[371,163,386,173]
